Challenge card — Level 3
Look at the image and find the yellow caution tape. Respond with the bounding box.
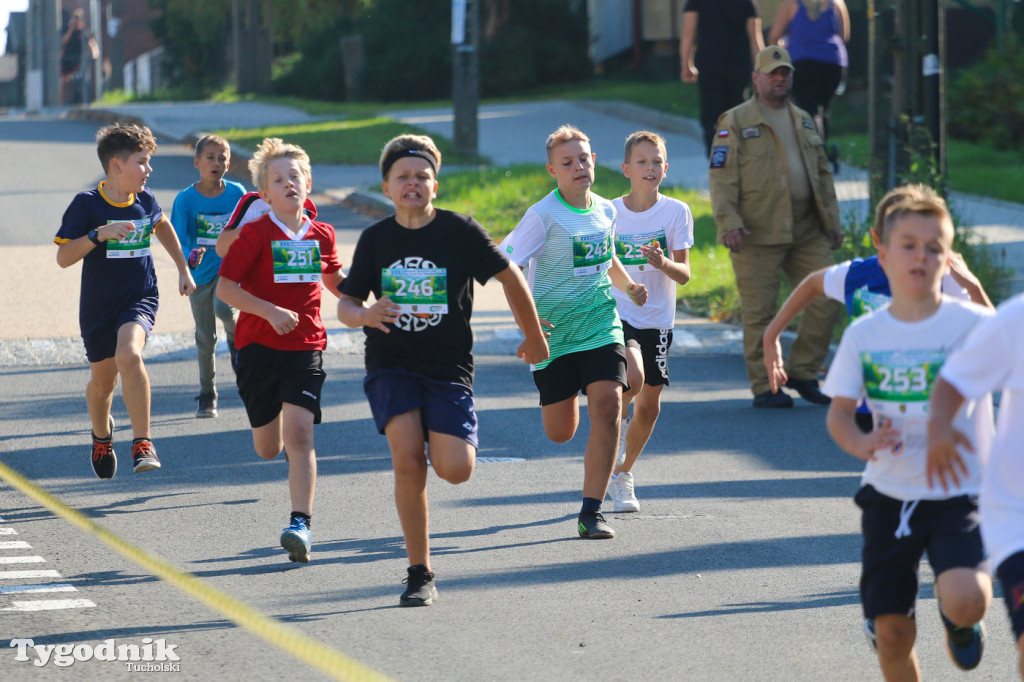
[0,460,392,682]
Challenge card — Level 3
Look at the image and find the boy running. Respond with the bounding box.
[171,134,246,416]
[55,122,195,479]
[501,125,648,540]
[217,138,344,564]
[822,187,993,680]
[928,293,1024,679]
[607,131,693,513]
[338,134,547,605]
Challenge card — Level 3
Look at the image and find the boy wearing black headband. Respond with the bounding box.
[338,134,548,606]
[500,124,648,540]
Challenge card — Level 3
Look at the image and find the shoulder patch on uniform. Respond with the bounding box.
[709,145,729,169]
[802,118,815,129]
[717,129,729,138]
[741,127,760,139]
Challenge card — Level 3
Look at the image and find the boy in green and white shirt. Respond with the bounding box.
[501,125,647,540]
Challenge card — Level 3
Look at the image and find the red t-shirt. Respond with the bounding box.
[219,213,342,351]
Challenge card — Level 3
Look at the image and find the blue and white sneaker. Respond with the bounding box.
[864,619,877,653]
[941,610,985,671]
[280,518,311,564]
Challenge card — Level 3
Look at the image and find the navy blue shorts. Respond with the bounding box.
[82,294,159,363]
[532,343,627,406]
[235,343,325,428]
[623,320,672,387]
[364,367,478,448]
[996,550,1024,641]
[855,485,988,620]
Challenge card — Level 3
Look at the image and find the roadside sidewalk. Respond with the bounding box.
[4,98,1022,367]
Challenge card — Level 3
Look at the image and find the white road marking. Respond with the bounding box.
[0,599,96,611]
[0,570,61,579]
[0,556,45,564]
[0,540,31,549]
[0,528,17,535]
[0,583,77,595]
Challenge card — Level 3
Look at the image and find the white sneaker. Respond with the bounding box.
[617,416,630,466]
[608,471,639,512]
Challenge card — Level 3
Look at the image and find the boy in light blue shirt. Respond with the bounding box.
[171,134,247,417]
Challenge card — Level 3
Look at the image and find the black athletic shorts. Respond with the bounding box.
[622,320,672,387]
[855,485,988,620]
[235,343,325,428]
[532,343,627,406]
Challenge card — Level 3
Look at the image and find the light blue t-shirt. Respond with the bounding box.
[171,180,247,285]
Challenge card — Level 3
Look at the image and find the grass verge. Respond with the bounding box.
[437,165,738,322]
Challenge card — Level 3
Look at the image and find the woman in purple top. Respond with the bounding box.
[769,0,849,147]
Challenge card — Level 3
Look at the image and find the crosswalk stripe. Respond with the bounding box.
[0,583,76,595]
[0,556,45,564]
[0,570,61,580]
[0,541,31,549]
[0,528,17,535]
[0,599,96,611]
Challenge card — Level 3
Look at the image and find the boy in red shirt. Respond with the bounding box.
[217,138,345,564]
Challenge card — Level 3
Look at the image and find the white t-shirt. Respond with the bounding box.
[610,194,694,330]
[939,293,1024,570]
[822,298,995,500]
[822,260,970,314]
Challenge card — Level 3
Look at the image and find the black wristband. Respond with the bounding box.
[87,229,102,247]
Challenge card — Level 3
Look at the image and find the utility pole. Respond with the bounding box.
[451,0,480,160]
[868,0,947,208]
[26,0,60,110]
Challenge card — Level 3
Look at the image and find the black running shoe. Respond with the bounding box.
[578,511,615,539]
[195,392,218,418]
[91,415,116,480]
[400,564,438,607]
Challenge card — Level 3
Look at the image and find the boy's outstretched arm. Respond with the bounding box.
[826,397,899,463]
[153,217,196,296]
[492,264,549,366]
[608,257,648,306]
[217,276,298,335]
[926,377,972,494]
[763,268,828,392]
[948,252,994,309]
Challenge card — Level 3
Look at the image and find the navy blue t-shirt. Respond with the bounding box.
[55,184,164,337]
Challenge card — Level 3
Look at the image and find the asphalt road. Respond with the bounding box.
[0,351,1019,681]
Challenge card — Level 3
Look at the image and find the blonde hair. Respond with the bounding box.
[545,125,590,158]
[378,134,442,179]
[875,184,953,244]
[194,134,230,159]
[248,138,311,192]
[623,130,667,163]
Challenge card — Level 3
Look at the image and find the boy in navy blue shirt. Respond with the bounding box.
[55,122,196,479]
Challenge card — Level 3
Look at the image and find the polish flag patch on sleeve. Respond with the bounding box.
[717,130,729,138]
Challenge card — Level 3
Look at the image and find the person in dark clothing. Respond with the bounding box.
[680,0,765,156]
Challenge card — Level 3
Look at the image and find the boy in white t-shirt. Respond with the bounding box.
[606,131,693,512]
[501,124,648,540]
[822,189,994,680]
[928,293,1024,679]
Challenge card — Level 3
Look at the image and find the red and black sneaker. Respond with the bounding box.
[90,416,117,480]
[131,439,161,473]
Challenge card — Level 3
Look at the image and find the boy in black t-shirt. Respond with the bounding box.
[54,122,196,479]
[339,134,548,606]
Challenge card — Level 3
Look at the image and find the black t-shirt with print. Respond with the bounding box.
[341,209,509,385]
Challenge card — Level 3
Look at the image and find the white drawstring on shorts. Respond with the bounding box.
[894,499,920,539]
